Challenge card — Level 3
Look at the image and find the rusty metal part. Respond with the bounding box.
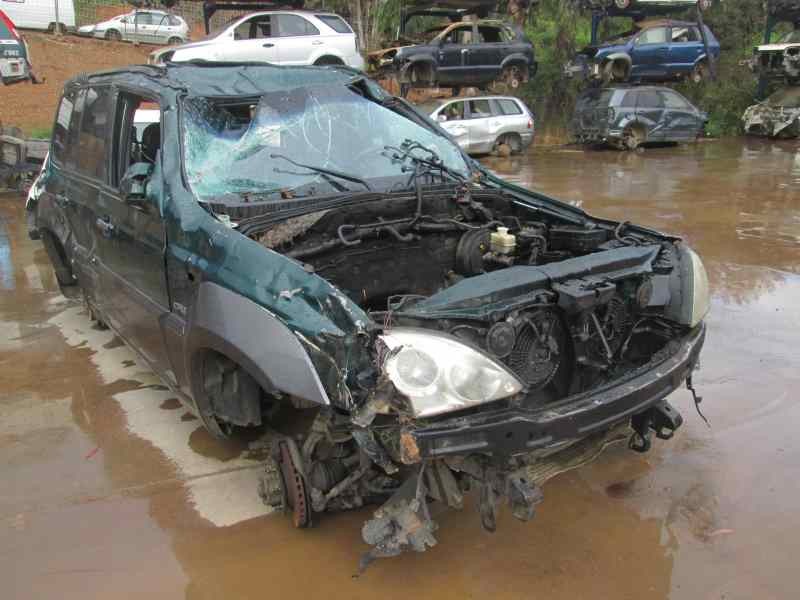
[399,429,422,464]
[359,471,437,573]
[275,438,312,528]
[424,460,464,509]
[257,455,286,510]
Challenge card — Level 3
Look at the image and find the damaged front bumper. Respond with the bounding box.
[408,324,705,459]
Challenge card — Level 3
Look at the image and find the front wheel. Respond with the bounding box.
[622,125,645,151]
[614,0,631,9]
[502,65,523,90]
[105,29,122,42]
[167,36,182,45]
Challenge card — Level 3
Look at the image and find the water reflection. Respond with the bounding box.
[482,139,800,305]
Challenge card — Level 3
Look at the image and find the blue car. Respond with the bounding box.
[566,19,721,84]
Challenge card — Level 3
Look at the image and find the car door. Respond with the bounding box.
[47,87,104,303]
[467,24,506,83]
[635,89,666,141]
[436,23,475,84]
[658,90,699,141]
[132,11,155,44]
[435,100,470,150]
[223,14,280,63]
[630,26,669,79]
[274,13,321,65]
[151,13,171,45]
[668,25,704,77]
[94,90,173,377]
[465,98,496,151]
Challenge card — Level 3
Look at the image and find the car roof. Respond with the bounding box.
[422,95,527,112]
[635,19,699,29]
[69,62,360,98]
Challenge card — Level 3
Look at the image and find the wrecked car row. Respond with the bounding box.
[30,62,709,564]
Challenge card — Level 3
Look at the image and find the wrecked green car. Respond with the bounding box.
[30,62,708,566]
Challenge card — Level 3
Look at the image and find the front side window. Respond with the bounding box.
[477,26,504,44]
[277,15,319,37]
[441,25,473,45]
[660,91,691,109]
[637,27,668,45]
[441,101,465,121]
[234,16,272,40]
[181,84,470,201]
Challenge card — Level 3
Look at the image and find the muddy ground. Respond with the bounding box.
[1,32,151,135]
[2,139,799,599]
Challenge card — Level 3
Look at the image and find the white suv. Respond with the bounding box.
[149,11,364,70]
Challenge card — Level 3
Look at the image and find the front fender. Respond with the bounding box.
[602,52,632,67]
[185,282,331,416]
[500,53,532,71]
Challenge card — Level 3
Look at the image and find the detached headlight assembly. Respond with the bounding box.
[379,328,524,418]
[666,245,710,328]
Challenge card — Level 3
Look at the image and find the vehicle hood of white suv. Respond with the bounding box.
[78,17,122,33]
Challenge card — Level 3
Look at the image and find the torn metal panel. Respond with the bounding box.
[743,88,800,138]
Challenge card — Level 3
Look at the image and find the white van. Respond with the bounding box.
[0,0,76,32]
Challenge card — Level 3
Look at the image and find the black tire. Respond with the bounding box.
[498,133,523,155]
[48,22,66,34]
[167,36,182,45]
[602,59,630,84]
[614,0,631,8]
[314,55,344,66]
[502,64,524,91]
[105,30,122,42]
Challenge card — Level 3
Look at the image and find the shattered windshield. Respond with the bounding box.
[181,83,470,201]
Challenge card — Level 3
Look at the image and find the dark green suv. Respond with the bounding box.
[31,62,708,563]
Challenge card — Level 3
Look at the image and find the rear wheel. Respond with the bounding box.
[502,64,524,91]
[495,133,523,156]
[167,36,182,45]
[691,61,709,84]
[105,30,122,42]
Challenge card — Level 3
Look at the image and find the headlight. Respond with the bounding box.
[665,245,710,328]
[687,248,710,327]
[379,328,524,418]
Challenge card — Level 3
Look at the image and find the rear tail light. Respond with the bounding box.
[0,10,21,40]
[527,119,533,129]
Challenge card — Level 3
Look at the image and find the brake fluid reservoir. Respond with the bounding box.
[490,226,516,255]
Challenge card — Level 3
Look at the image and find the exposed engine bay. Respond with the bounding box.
[245,181,704,568]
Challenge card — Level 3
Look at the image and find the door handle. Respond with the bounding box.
[262,43,274,48]
[95,217,116,238]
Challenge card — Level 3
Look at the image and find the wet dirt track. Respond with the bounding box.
[2,138,799,600]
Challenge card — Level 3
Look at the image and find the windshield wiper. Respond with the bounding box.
[383,139,469,187]
[270,154,372,191]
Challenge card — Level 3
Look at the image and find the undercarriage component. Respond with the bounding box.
[628,399,684,453]
[360,472,438,573]
[274,438,312,527]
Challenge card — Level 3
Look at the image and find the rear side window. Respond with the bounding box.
[277,15,320,36]
[315,15,352,34]
[468,99,492,118]
[75,87,113,181]
[441,101,465,121]
[620,91,638,107]
[637,90,664,109]
[52,90,78,165]
[660,91,691,109]
[168,15,182,27]
[671,26,701,43]
[496,99,522,115]
[477,26,507,43]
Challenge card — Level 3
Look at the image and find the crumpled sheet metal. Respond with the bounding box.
[742,103,800,138]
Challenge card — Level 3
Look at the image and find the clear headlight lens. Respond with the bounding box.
[688,248,710,327]
[380,328,524,418]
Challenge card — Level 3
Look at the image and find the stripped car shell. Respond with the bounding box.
[742,87,800,138]
[33,62,709,566]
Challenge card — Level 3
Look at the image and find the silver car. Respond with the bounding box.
[423,96,535,155]
[78,10,189,45]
